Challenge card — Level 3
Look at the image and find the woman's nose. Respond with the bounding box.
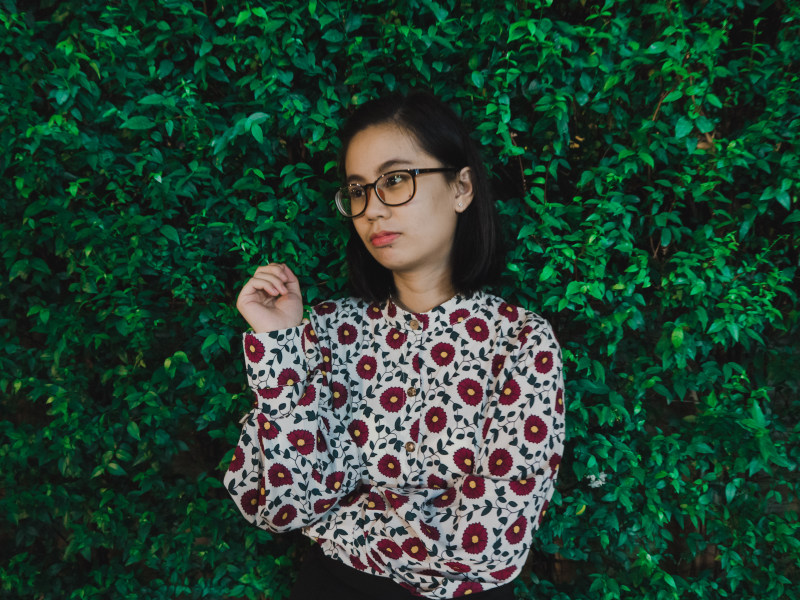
[362,186,390,219]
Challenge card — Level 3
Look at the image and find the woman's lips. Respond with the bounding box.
[370,232,400,247]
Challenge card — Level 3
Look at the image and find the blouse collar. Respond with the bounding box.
[372,291,485,333]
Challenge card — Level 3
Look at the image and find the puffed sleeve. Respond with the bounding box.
[330,319,564,593]
[224,319,363,532]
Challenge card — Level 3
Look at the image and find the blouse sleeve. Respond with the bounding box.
[223,321,363,532]
[325,320,564,587]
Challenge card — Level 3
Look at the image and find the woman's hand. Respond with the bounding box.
[236,264,304,333]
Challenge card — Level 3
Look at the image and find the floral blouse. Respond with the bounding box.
[225,291,564,598]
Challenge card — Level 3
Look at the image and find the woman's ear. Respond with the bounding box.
[453,167,474,213]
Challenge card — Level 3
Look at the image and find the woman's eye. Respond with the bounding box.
[350,187,365,199]
[384,174,404,187]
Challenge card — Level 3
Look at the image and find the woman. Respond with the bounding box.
[225,92,565,599]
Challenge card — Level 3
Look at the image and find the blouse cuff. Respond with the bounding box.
[242,326,309,390]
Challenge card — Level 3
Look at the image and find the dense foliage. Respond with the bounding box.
[1,0,798,598]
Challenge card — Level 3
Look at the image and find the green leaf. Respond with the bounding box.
[121,116,155,130]
[251,123,264,143]
[674,117,693,139]
[127,421,141,441]
[671,328,684,348]
[161,225,180,244]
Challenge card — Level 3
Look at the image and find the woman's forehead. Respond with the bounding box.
[344,123,432,180]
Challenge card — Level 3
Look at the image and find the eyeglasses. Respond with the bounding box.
[335,167,460,218]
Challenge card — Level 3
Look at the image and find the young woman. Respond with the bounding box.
[225,92,565,599]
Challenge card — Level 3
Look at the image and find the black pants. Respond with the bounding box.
[289,544,516,599]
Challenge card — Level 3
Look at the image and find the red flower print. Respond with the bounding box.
[316,347,332,372]
[449,308,470,324]
[499,302,519,321]
[316,430,327,451]
[413,353,421,372]
[402,538,428,561]
[505,515,527,544]
[273,504,297,527]
[499,379,521,405]
[268,463,293,487]
[509,478,536,496]
[491,354,506,377]
[303,322,318,344]
[387,302,397,318]
[337,322,357,345]
[410,419,420,442]
[462,523,488,554]
[321,416,330,432]
[425,406,446,433]
[244,334,265,363]
[356,355,377,379]
[555,388,564,414]
[366,491,386,511]
[366,303,383,320]
[491,566,517,581]
[539,500,550,524]
[457,378,482,406]
[431,342,455,366]
[377,539,402,559]
[256,387,281,400]
[241,488,259,516]
[445,561,471,573]
[432,487,456,508]
[466,317,489,341]
[314,302,336,315]
[228,446,244,472]
[348,419,368,446]
[287,430,314,455]
[462,475,485,499]
[366,555,384,573]
[419,521,440,541]
[314,497,336,514]
[524,415,548,444]
[379,387,406,412]
[420,569,441,577]
[413,313,430,330]
[331,381,348,409]
[350,554,367,571]
[549,453,561,477]
[340,489,360,507]
[427,474,447,489]
[259,483,266,506]
[277,368,299,386]
[386,328,407,349]
[385,491,409,509]
[370,548,386,566]
[257,414,278,440]
[518,325,533,346]
[325,471,345,491]
[378,454,401,479]
[454,581,483,596]
[489,448,512,476]
[535,351,554,373]
[299,384,316,406]
[482,417,493,440]
[312,468,322,483]
[453,448,475,473]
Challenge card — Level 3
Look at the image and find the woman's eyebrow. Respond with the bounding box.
[347,158,414,183]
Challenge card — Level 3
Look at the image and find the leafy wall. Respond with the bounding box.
[1,0,798,598]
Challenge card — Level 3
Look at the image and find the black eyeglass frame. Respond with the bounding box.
[334,167,461,218]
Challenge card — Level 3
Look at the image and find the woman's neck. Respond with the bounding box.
[392,270,456,314]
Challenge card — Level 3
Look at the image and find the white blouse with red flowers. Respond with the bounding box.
[225,291,564,598]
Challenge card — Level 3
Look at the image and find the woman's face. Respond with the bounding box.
[344,123,472,280]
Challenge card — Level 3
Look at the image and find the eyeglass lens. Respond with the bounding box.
[339,172,414,216]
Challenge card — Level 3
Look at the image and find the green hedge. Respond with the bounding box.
[1,0,798,598]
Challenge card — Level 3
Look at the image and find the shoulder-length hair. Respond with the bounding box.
[338,91,503,303]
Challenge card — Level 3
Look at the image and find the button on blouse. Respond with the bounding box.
[225,291,565,599]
